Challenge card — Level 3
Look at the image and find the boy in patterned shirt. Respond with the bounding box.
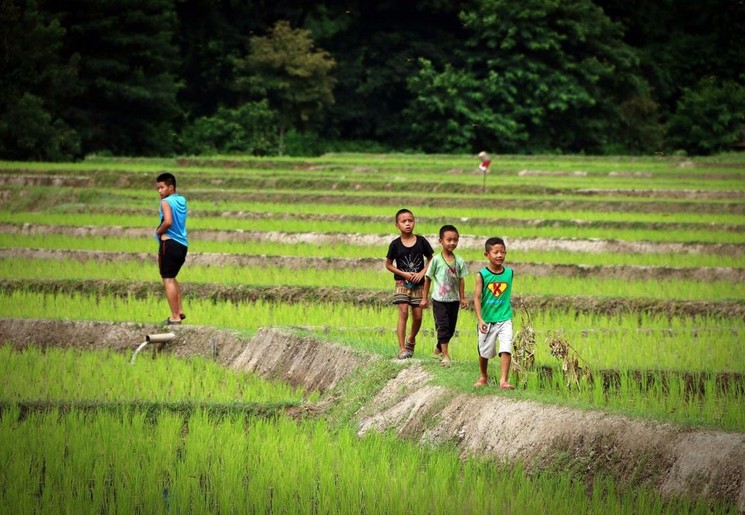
[420,225,468,367]
[385,208,433,359]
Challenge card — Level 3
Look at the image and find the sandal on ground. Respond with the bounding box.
[440,357,451,368]
[404,337,416,354]
[397,349,413,359]
[500,382,515,390]
[473,378,488,388]
[164,318,182,325]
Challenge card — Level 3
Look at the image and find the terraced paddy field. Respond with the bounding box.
[1,153,744,513]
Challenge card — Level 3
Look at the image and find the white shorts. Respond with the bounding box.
[478,320,513,359]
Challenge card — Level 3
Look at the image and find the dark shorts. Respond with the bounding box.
[432,299,460,344]
[158,239,188,279]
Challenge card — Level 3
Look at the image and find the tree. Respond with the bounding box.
[404,0,656,154]
[666,78,745,155]
[48,0,182,156]
[233,20,336,155]
[0,0,80,160]
[180,101,278,156]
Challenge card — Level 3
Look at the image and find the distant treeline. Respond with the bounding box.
[1,0,744,159]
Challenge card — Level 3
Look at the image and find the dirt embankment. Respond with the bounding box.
[1,319,743,511]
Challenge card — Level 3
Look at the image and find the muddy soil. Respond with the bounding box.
[3,248,744,283]
[1,319,743,511]
[3,223,743,257]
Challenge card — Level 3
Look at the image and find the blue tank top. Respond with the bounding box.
[159,194,188,247]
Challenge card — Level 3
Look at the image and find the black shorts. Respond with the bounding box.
[432,299,460,344]
[158,239,188,278]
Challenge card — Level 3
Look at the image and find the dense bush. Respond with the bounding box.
[666,78,745,155]
[180,101,278,155]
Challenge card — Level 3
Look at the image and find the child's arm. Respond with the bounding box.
[474,273,487,333]
[420,276,431,309]
[156,200,173,239]
[458,277,468,309]
[411,252,432,284]
[386,258,416,282]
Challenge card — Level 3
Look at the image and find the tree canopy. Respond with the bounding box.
[1,0,741,159]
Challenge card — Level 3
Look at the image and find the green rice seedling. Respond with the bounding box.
[0,344,309,403]
[2,256,743,301]
[2,233,742,269]
[2,210,743,244]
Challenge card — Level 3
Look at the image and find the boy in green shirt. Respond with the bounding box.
[473,237,515,389]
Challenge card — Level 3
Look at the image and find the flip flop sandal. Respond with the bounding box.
[404,337,416,354]
[397,349,413,359]
[164,318,182,325]
[440,357,452,367]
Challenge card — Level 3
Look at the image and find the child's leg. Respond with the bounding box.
[162,277,181,321]
[439,342,451,366]
[499,352,515,389]
[440,342,450,359]
[396,303,409,351]
[474,356,489,386]
[409,305,423,342]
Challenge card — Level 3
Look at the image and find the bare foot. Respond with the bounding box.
[473,378,488,387]
[500,382,515,390]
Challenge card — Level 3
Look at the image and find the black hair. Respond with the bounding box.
[439,224,459,239]
[485,237,506,251]
[157,172,176,189]
[395,208,413,222]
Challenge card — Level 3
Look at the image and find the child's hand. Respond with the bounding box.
[478,321,489,333]
[411,270,426,283]
[460,299,469,310]
[419,299,429,309]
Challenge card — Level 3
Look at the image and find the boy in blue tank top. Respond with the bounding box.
[473,237,515,389]
[155,172,188,325]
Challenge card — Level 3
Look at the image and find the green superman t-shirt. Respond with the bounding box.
[479,266,513,323]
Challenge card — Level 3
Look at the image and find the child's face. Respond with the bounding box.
[440,230,459,253]
[395,212,415,235]
[157,181,174,199]
[485,244,506,268]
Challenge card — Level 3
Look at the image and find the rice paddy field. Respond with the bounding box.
[0,153,743,513]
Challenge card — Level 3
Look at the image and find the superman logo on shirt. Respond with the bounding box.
[487,282,508,296]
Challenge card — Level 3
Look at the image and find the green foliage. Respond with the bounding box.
[180,101,278,155]
[233,20,336,155]
[407,0,659,154]
[0,93,80,161]
[666,78,745,155]
[0,0,81,160]
[47,0,183,156]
